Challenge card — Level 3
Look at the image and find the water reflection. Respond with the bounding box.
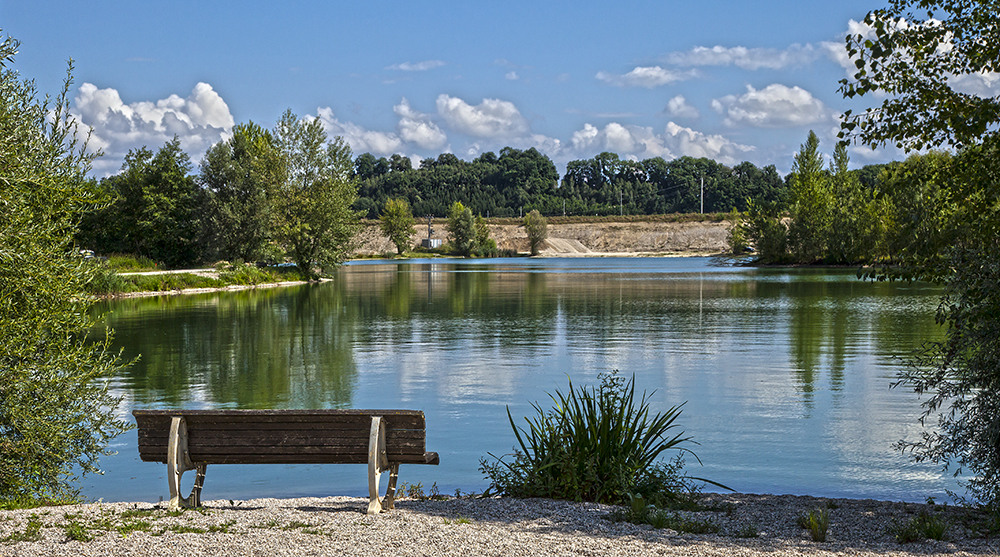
[88,258,951,503]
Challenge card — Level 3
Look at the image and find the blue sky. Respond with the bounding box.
[3,0,925,176]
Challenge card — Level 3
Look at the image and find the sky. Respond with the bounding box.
[1,0,947,177]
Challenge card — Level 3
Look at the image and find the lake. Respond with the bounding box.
[85,256,958,504]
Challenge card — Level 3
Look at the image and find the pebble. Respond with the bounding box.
[1,493,997,556]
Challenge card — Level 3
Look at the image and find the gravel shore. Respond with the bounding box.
[2,493,997,556]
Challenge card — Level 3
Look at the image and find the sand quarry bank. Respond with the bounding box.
[355,218,731,257]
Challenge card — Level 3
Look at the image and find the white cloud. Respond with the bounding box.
[313,107,403,156]
[569,121,752,165]
[505,71,519,81]
[436,94,530,138]
[385,60,446,71]
[950,71,1000,97]
[72,82,234,175]
[595,66,696,88]
[666,95,699,119]
[666,45,819,70]
[393,98,448,150]
[712,84,831,128]
[662,122,754,163]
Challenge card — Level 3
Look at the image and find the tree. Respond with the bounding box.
[787,131,832,263]
[841,0,1000,509]
[446,201,476,257]
[272,110,361,278]
[0,33,130,503]
[524,210,548,256]
[825,142,891,264]
[380,198,415,255]
[79,138,207,268]
[201,121,285,263]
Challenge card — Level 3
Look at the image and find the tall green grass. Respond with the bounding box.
[481,371,712,505]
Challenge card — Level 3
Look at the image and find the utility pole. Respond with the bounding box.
[700,175,704,215]
[619,188,623,216]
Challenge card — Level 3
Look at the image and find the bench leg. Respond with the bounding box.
[167,416,206,510]
[367,416,392,515]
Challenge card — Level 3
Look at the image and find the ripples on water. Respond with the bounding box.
[87,257,955,503]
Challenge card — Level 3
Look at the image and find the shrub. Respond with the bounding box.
[480,371,705,505]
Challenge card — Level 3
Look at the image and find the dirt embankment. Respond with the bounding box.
[354,219,731,256]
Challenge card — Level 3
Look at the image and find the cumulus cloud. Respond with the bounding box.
[385,60,446,71]
[393,98,448,150]
[662,122,754,163]
[568,121,752,164]
[595,66,696,88]
[712,84,831,128]
[666,95,699,119]
[313,107,403,156]
[72,82,234,175]
[665,45,819,70]
[436,94,530,138]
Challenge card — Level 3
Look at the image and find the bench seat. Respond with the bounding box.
[133,409,438,514]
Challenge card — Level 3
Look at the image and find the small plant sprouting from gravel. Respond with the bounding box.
[610,494,720,534]
[734,523,759,538]
[890,510,948,543]
[797,508,830,542]
[2,515,43,544]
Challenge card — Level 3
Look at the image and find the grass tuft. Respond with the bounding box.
[797,508,830,542]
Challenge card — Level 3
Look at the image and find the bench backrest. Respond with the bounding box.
[133,409,429,465]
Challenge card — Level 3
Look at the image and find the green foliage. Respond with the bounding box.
[797,508,830,542]
[272,110,362,278]
[201,121,285,263]
[825,143,891,264]
[890,510,949,543]
[841,0,1000,510]
[787,131,832,263]
[724,208,748,255]
[379,198,416,255]
[743,198,788,263]
[839,0,1000,151]
[446,201,477,257]
[610,493,720,533]
[78,138,207,268]
[523,210,548,256]
[0,32,132,504]
[2,515,42,544]
[480,371,701,505]
[105,254,158,272]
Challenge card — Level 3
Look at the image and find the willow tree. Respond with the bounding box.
[0,33,130,503]
[841,0,1000,509]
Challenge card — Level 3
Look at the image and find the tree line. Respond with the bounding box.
[79,130,904,269]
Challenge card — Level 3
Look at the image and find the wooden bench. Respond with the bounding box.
[133,409,439,514]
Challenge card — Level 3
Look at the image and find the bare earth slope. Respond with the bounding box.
[355,220,730,256]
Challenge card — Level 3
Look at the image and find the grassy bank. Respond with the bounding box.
[85,262,309,297]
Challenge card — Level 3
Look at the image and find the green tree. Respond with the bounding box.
[201,121,285,263]
[272,110,361,278]
[379,197,415,256]
[787,131,832,263]
[523,209,548,256]
[825,143,892,264]
[744,198,788,263]
[0,33,130,503]
[841,0,1000,509]
[473,215,498,257]
[725,208,748,255]
[446,201,476,257]
[80,138,207,268]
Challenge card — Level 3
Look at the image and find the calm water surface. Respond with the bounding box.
[86,257,957,503]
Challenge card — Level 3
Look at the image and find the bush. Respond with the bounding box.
[480,371,706,505]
